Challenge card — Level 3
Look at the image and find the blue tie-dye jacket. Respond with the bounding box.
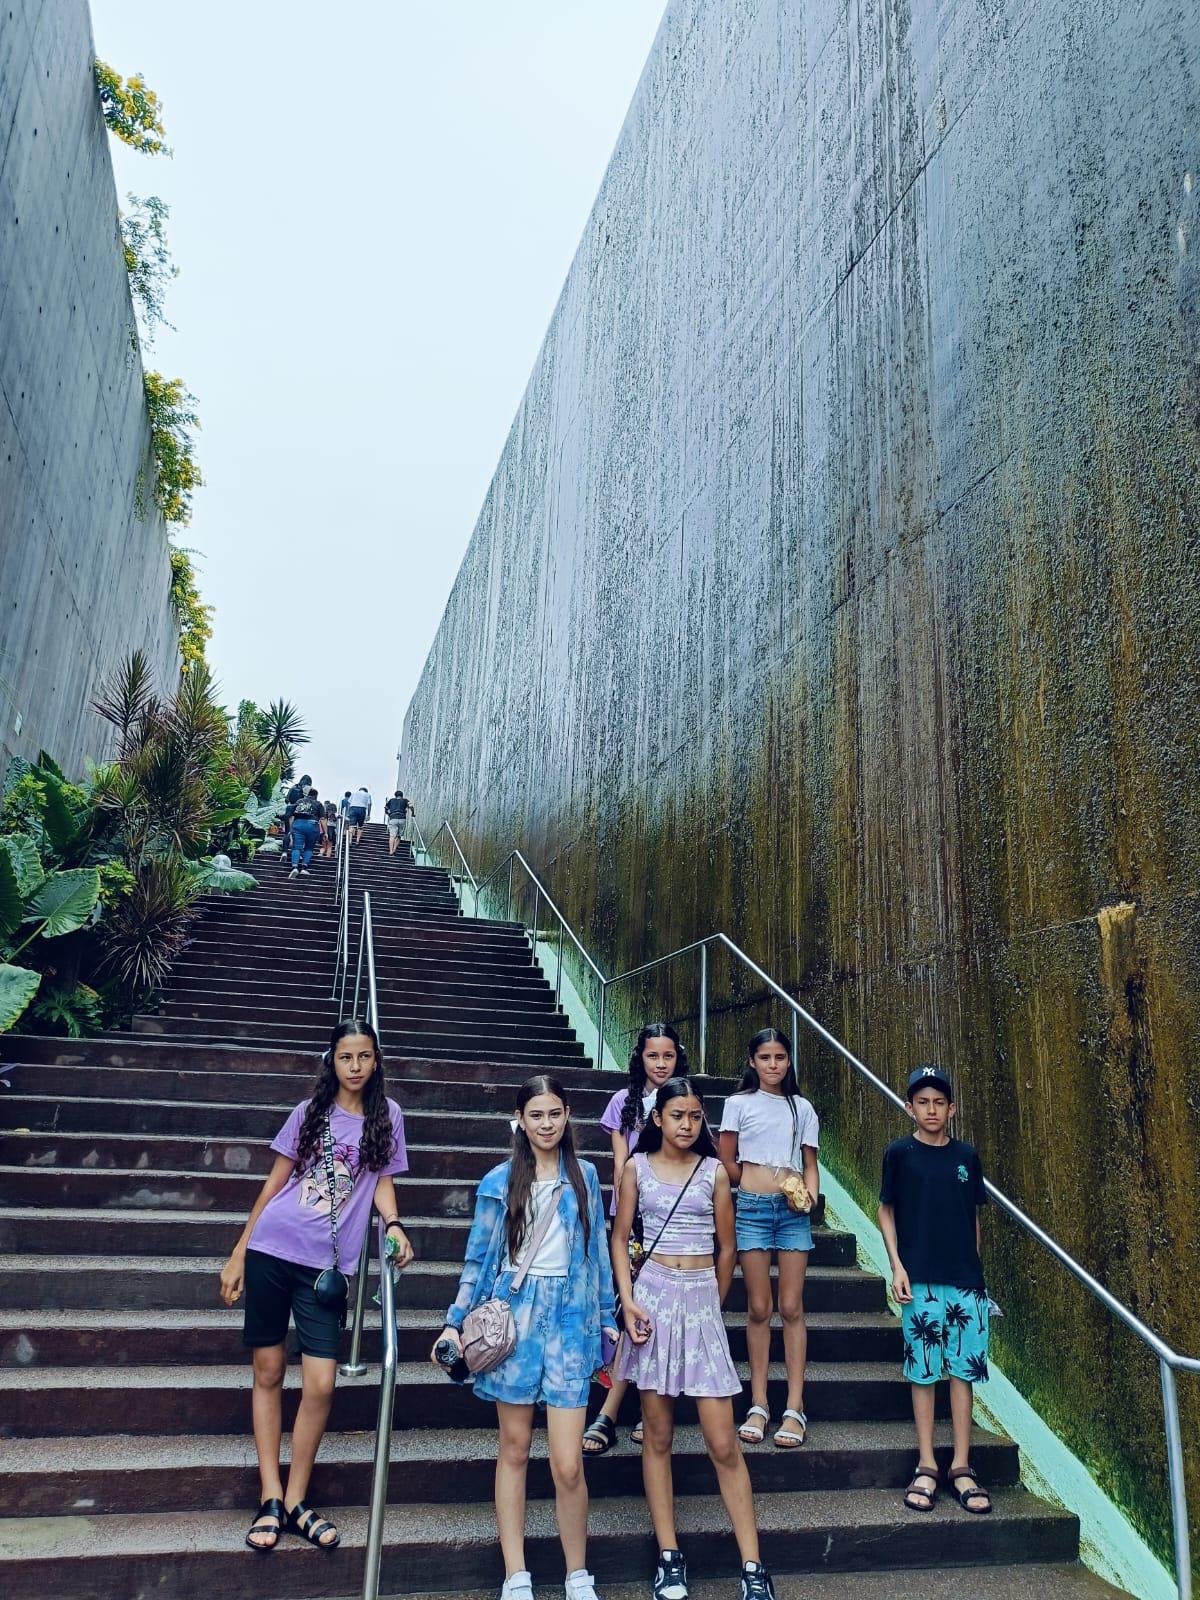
[445,1156,617,1373]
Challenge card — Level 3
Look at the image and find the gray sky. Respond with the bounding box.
[92,1,668,808]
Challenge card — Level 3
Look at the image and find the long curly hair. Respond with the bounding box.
[618,1022,690,1135]
[295,1018,396,1173]
[637,1076,719,1159]
[506,1074,591,1262]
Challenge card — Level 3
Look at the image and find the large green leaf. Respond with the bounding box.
[242,786,285,831]
[0,963,41,1033]
[24,868,101,938]
[191,860,258,894]
[0,847,23,939]
[36,751,68,783]
[1,833,44,898]
[39,771,87,858]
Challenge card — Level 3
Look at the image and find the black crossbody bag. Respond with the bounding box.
[312,1115,350,1324]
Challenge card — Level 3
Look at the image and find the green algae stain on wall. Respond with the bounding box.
[403,0,1200,1576]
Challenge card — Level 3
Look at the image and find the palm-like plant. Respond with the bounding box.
[965,1353,990,1384]
[901,1337,917,1376]
[909,1312,938,1377]
[971,1287,989,1333]
[97,854,196,992]
[257,699,309,776]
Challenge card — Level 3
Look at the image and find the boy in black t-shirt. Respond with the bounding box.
[878,1065,992,1519]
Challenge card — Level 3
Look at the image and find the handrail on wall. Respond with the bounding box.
[417,818,1199,1599]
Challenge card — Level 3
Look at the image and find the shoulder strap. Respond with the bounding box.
[643,1157,703,1258]
[508,1181,564,1294]
[321,1114,341,1271]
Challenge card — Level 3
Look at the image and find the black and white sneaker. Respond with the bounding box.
[653,1548,688,1600]
[740,1564,775,1600]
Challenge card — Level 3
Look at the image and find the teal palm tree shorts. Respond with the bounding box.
[901,1283,990,1386]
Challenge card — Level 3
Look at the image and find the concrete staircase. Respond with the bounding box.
[0,827,1121,1597]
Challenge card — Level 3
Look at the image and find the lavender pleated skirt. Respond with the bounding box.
[616,1259,741,1399]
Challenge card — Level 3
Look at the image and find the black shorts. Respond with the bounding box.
[242,1248,343,1359]
[348,806,366,826]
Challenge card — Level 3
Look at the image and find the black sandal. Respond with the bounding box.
[948,1466,992,1514]
[286,1499,341,1549]
[582,1414,618,1455]
[245,1497,284,1551]
[903,1465,939,1513]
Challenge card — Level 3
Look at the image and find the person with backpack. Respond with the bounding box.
[288,788,326,879]
[321,799,338,858]
[279,774,312,868]
[384,790,414,856]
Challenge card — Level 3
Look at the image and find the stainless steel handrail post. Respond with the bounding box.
[555,918,565,1011]
[530,884,540,966]
[699,942,708,1073]
[363,890,379,1033]
[1161,1358,1193,1600]
[352,909,367,1018]
[340,1219,372,1379]
[360,1215,398,1600]
[506,854,514,921]
[596,980,607,1073]
[332,823,351,1005]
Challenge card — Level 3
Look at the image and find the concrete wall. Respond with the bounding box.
[0,0,179,780]
[403,0,1200,1569]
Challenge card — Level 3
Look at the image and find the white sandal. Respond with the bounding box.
[738,1404,770,1444]
[774,1408,807,1448]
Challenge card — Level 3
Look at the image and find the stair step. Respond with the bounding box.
[0,1488,1081,1597]
[0,1255,886,1313]
[375,1571,1122,1600]
[0,1420,1016,1514]
[0,1307,897,1368]
[0,1206,855,1266]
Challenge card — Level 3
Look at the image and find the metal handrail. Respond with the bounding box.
[440,821,1198,1596]
[477,849,606,1017]
[600,928,1200,1597]
[422,820,479,912]
[360,1213,397,1600]
[332,886,398,1600]
[330,815,352,1004]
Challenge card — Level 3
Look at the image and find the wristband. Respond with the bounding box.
[384,1218,404,1232]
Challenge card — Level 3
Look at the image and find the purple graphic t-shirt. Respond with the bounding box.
[248,1098,408,1270]
[600,1086,656,1216]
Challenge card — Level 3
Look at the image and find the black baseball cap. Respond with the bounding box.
[906,1065,954,1101]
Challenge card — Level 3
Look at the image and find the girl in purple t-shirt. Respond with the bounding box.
[219,1019,413,1555]
[584,1022,690,1457]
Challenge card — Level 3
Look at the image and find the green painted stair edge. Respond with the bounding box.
[817,1158,1173,1600]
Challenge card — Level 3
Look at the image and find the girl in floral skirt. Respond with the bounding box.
[612,1077,775,1600]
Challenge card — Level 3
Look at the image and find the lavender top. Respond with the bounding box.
[633,1152,720,1256]
[248,1098,408,1270]
[600,1086,658,1216]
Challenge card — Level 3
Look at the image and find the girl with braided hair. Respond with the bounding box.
[219,1019,413,1555]
[584,1024,689,1456]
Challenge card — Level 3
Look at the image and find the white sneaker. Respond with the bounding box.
[501,1574,534,1600]
[565,1571,601,1600]
[288,868,299,879]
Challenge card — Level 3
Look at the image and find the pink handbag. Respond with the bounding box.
[461,1182,563,1374]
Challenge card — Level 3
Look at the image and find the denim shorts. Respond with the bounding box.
[735,1189,813,1253]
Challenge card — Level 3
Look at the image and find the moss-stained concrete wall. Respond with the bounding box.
[0,0,179,779]
[403,0,1200,1569]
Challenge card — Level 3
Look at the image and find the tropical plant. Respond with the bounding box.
[94,61,171,156]
[143,373,201,526]
[120,194,177,346]
[0,660,304,1036]
[167,547,213,672]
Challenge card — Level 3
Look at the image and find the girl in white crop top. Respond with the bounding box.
[718,1027,820,1451]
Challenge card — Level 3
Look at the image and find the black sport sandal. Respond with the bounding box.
[244,1497,284,1552]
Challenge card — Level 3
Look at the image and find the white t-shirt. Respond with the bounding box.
[350,788,372,810]
[502,1180,569,1277]
[719,1090,819,1169]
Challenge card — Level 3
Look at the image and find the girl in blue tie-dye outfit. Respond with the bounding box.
[434,1074,618,1600]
